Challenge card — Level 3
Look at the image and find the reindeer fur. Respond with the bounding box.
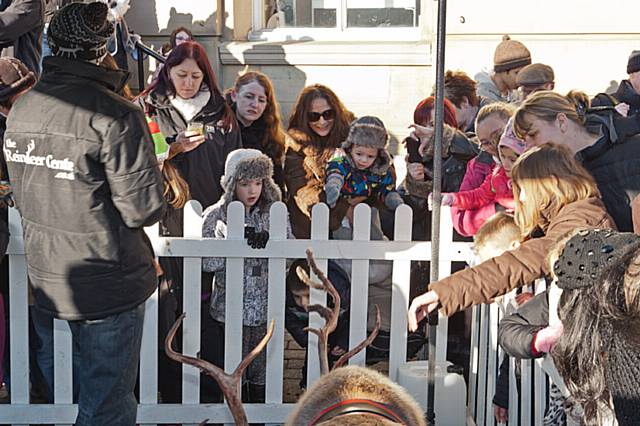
[285,365,426,426]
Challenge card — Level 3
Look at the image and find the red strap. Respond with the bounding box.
[309,398,406,425]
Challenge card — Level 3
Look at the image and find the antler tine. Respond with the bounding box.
[332,305,382,370]
[304,249,341,375]
[295,265,326,291]
[232,320,275,382]
[165,314,273,426]
[198,419,209,426]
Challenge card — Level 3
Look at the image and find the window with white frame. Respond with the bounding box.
[252,0,423,41]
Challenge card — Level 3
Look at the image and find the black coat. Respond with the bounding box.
[592,80,640,117]
[138,90,241,297]
[578,112,640,232]
[0,0,43,75]
[4,56,165,320]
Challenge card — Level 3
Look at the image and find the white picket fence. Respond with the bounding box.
[1,201,558,425]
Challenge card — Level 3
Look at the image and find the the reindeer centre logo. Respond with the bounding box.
[4,139,75,180]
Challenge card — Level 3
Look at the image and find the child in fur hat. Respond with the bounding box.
[324,116,404,211]
[430,118,526,235]
[201,148,292,401]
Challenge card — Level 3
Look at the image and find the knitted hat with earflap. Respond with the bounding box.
[48,2,114,61]
[341,116,393,174]
[553,229,640,290]
[493,35,532,73]
[0,58,36,104]
[220,148,281,207]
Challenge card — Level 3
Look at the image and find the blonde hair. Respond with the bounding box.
[512,143,599,237]
[474,212,520,253]
[475,102,516,131]
[513,90,590,139]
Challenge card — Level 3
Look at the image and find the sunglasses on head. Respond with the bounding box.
[308,109,336,122]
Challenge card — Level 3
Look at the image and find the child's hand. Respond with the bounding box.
[427,192,454,210]
[325,184,340,208]
[615,102,630,117]
[516,292,534,306]
[533,322,564,354]
[245,226,270,249]
[494,404,508,424]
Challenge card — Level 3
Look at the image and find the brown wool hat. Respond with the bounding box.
[0,58,36,103]
[493,35,532,73]
[516,63,555,88]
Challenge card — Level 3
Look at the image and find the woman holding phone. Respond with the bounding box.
[136,41,241,403]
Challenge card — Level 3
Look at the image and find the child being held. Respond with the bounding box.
[431,119,525,228]
[325,116,404,211]
[201,148,292,402]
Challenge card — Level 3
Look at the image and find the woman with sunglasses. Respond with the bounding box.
[285,84,355,238]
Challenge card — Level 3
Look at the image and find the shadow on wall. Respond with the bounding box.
[232,42,308,128]
[121,1,232,91]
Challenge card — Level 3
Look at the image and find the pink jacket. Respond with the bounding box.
[450,154,495,237]
[451,166,514,211]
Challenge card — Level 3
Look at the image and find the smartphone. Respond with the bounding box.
[406,137,422,163]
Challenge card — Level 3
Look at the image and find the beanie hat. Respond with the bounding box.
[47,2,114,61]
[493,35,531,73]
[553,229,640,290]
[341,116,389,151]
[0,58,36,103]
[627,50,640,74]
[498,118,526,155]
[220,148,281,206]
[516,63,555,87]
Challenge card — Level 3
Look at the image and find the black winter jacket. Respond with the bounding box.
[592,80,640,117]
[4,56,165,320]
[578,113,640,232]
[138,90,241,297]
[0,0,43,75]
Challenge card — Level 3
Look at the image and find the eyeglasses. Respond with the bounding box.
[307,109,336,122]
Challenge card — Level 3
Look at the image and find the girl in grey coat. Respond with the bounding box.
[201,148,292,402]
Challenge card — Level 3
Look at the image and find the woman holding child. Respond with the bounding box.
[285,84,355,238]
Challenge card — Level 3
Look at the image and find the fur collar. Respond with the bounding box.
[287,128,338,180]
[169,89,212,122]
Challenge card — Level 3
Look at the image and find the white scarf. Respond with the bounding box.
[170,89,212,123]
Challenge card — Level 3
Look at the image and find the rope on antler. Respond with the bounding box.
[165,314,275,426]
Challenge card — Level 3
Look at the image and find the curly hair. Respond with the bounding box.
[288,84,355,150]
[444,70,479,108]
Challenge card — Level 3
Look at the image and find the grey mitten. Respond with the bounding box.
[384,191,404,210]
[324,178,342,208]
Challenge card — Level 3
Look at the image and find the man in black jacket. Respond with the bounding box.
[0,0,44,75]
[592,50,640,117]
[3,3,164,425]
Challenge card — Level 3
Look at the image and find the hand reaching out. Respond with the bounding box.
[407,290,440,332]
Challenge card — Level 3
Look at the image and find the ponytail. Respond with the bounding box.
[566,90,590,124]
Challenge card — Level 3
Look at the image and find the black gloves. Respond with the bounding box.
[244,226,269,249]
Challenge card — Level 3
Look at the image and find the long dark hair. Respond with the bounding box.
[552,245,640,425]
[288,84,355,150]
[230,71,286,164]
[139,41,236,133]
[170,26,193,49]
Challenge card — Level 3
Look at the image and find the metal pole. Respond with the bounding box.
[427,0,447,424]
[137,45,145,92]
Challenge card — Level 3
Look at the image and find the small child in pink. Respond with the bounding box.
[431,119,526,230]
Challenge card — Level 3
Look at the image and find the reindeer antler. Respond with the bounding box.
[300,249,382,374]
[165,314,275,426]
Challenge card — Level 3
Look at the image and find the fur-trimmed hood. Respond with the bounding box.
[286,128,337,181]
[220,148,281,208]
